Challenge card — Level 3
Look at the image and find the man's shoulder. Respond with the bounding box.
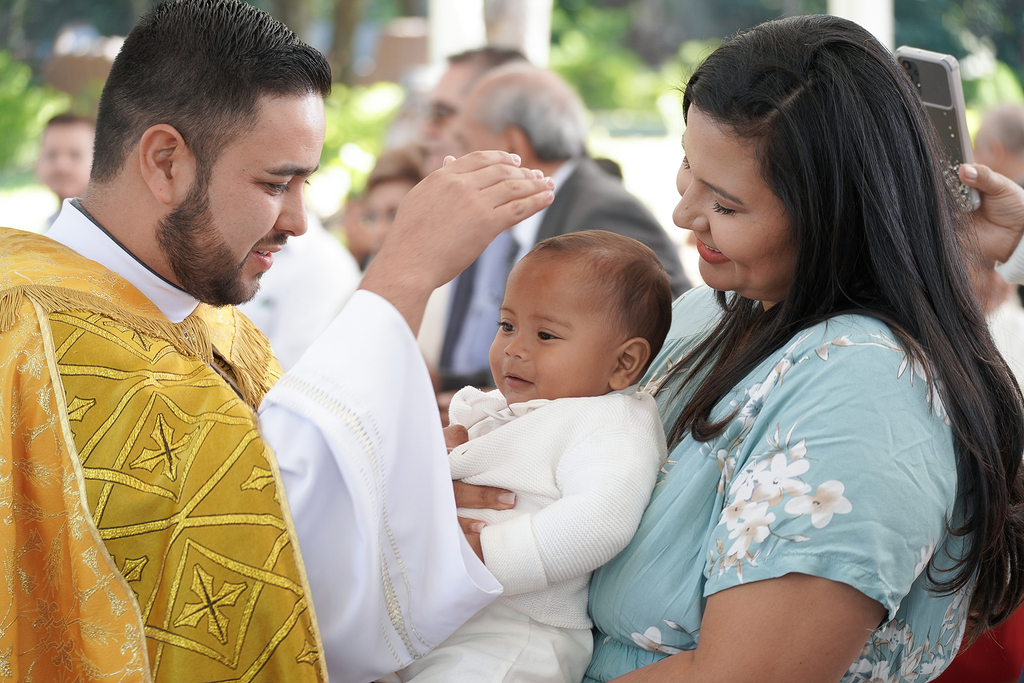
[545,158,660,237]
[557,158,647,211]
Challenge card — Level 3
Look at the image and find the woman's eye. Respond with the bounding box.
[267,183,289,194]
[712,201,736,216]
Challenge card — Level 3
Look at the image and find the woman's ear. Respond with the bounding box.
[609,337,652,391]
[138,124,195,206]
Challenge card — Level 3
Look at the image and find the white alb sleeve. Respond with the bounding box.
[259,290,501,683]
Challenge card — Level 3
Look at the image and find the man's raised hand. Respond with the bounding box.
[360,151,554,333]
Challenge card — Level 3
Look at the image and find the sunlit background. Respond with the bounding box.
[1,0,1022,287]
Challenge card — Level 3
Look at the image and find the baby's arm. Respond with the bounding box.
[480,416,664,596]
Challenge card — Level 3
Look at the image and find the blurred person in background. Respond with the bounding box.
[437,63,689,395]
[36,112,94,227]
[975,104,1024,186]
[421,47,527,173]
[345,144,425,270]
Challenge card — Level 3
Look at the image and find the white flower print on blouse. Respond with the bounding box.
[785,480,852,528]
[704,329,947,584]
[630,626,684,656]
[726,501,776,557]
[844,585,969,683]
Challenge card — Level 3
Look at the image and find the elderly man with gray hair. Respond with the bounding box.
[437,64,689,393]
[975,104,1024,186]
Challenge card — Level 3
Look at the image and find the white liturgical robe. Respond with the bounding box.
[45,200,502,683]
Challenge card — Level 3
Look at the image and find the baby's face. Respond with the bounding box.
[489,255,626,403]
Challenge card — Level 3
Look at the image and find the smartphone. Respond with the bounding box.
[895,46,980,211]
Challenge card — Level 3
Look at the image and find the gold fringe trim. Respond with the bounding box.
[0,285,214,364]
[228,309,281,408]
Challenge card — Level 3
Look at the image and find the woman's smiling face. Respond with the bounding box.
[672,104,797,309]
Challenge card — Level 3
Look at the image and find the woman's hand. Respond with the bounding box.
[609,573,885,682]
[446,424,516,563]
[960,163,1024,264]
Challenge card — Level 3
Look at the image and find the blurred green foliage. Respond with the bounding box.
[321,80,404,193]
[549,5,663,112]
[0,51,69,172]
[964,60,1024,109]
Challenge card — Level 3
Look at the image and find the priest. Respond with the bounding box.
[0,1,553,681]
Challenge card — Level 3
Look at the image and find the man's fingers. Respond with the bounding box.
[490,190,556,225]
[444,161,549,194]
[440,149,522,173]
[458,515,486,535]
[458,516,485,562]
[453,480,516,509]
[444,424,468,451]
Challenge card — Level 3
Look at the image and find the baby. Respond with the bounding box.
[391,229,672,683]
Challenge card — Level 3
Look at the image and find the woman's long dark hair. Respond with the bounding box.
[666,14,1024,634]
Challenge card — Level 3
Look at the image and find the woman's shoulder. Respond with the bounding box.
[647,290,912,385]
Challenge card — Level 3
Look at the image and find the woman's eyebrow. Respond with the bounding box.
[699,178,745,206]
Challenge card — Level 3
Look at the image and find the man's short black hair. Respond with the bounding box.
[92,0,331,184]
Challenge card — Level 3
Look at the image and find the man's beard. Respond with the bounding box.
[155,176,277,307]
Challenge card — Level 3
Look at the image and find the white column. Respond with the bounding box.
[428,0,487,64]
[485,0,552,67]
[828,0,894,50]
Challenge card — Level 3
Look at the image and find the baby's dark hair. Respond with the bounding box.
[528,230,672,373]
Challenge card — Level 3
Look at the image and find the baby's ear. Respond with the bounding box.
[609,337,651,391]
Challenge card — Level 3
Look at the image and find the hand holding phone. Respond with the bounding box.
[895,46,980,211]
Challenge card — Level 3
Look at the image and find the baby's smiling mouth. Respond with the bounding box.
[504,373,532,385]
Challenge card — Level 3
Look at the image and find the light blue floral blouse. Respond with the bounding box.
[585,287,970,683]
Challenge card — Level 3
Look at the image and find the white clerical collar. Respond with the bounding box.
[510,157,580,263]
[46,199,200,323]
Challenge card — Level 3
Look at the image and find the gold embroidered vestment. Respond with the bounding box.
[0,228,326,682]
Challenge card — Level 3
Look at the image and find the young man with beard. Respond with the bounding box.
[0,1,553,681]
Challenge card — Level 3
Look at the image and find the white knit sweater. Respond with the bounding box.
[448,386,667,630]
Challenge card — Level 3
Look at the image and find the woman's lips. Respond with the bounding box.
[695,238,731,264]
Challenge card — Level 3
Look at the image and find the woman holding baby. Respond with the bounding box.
[527,13,1024,683]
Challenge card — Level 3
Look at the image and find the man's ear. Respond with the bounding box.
[138,124,195,206]
[503,126,534,160]
[609,337,652,391]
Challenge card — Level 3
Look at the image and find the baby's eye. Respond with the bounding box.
[538,331,557,341]
[497,321,514,332]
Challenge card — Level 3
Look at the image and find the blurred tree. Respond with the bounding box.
[0,50,69,171]
[271,0,313,38]
[330,0,367,84]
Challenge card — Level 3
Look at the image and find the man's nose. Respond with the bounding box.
[277,186,309,237]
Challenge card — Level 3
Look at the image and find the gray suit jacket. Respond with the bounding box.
[535,157,690,296]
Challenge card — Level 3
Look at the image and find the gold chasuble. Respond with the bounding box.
[0,228,326,682]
